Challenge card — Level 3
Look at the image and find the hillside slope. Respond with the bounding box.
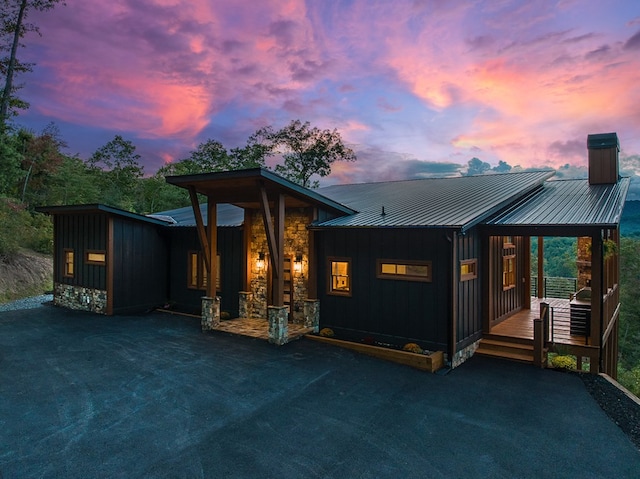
[0,250,53,303]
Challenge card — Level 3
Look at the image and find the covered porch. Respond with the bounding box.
[166,168,354,345]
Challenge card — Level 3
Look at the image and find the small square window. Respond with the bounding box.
[328,257,351,296]
[460,259,477,281]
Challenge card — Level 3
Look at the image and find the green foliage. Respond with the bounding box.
[1,0,66,127]
[617,364,640,398]
[0,196,52,255]
[258,120,356,188]
[530,237,577,278]
[87,135,144,210]
[619,237,640,370]
[549,353,577,370]
[0,131,25,195]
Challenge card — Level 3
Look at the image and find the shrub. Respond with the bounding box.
[0,198,53,255]
[550,354,577,370]
[403,343,423,354]
[319,328,334,338]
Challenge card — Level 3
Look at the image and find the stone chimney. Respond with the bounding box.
[587,132,619,185]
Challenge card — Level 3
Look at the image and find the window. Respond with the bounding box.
[329,257,351,296]
[86,250,106,265]
[64,249,74,277]
[377,259,432,282]
[502,255,516,290]
[188,251,220,291]
[460,259,477,281]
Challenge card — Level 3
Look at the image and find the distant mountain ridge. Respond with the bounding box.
[622,201,640,236]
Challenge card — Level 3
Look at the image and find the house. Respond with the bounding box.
[39,133,629,376]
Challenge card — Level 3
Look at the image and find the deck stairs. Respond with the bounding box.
[475,334,535,364]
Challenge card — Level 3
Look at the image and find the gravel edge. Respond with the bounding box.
[0,294,53,312]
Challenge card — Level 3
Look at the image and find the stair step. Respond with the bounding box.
[479,339,534,353]
[475,347,534,363]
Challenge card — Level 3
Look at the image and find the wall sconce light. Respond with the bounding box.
[294,253,303,273]
[257,252,265,270]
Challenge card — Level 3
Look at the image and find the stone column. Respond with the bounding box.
[201,296,221,331]
[303,299,320,333]
[268,305,289,345]
[238,291,253,318]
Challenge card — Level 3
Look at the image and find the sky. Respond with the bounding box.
[13,0,640,194]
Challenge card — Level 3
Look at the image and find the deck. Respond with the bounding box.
[490,297,590,346]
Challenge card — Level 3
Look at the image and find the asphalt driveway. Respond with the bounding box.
[1,305,639,478]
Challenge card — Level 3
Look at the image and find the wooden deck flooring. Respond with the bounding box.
[490,297,590,346]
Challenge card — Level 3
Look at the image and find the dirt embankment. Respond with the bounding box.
[0,250,53,303]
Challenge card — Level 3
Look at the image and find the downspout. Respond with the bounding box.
[447,231,458,367]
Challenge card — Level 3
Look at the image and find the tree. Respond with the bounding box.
[257,120,356,188]
[87,135,144,210]
[0,0,66,129]
[0,130,25,195]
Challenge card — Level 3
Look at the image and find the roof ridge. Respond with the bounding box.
[320,170,554,189]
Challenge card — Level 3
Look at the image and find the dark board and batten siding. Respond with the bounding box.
[167,227,243,317]
[54,213,108,290]
[489,235,525,323]
[455,230,482,350]
[111,217,169,314]
[317,228,450,352]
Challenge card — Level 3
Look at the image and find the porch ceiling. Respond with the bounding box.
[166,168,355,215]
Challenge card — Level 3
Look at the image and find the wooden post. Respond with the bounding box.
[272,193,285,307]
[523,236,531,309]
[537,236,544,298]
[533,302,549,368]
[243,209,252,291]
[206,200,217,298]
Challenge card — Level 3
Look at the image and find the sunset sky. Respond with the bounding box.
[15,0,640,192]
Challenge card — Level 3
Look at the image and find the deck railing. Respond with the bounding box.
[530,276,577,299]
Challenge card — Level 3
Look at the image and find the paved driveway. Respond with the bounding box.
[1,306,639,478]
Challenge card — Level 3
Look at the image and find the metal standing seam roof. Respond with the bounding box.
[486,177,631,228]
[312,170,555,230]
[37,204,172,226]
[148,203,245,227]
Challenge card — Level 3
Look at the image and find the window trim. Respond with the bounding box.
[503,236,515,249]
[460,258,477,281]
[502,254,516,290]
[376,259,432,283]
[86,250,106,266]
[328,257,352,297]
[63,249,74,278]
[188,251,221,292]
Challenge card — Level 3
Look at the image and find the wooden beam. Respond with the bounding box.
[272,193,285,307]
[206,199,217,298]
[243,209,252,291]
[259,184,279,271]
[188,186,210,271]
[306,208,317,299]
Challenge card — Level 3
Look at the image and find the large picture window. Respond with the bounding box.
[502,255,516,290]
[328,257,351,296]
[377,259,432,282]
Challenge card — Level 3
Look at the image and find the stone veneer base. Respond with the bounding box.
[54,283,107,314]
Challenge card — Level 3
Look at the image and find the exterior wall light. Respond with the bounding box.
[294,254,303,273]
[257,252,265,270]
